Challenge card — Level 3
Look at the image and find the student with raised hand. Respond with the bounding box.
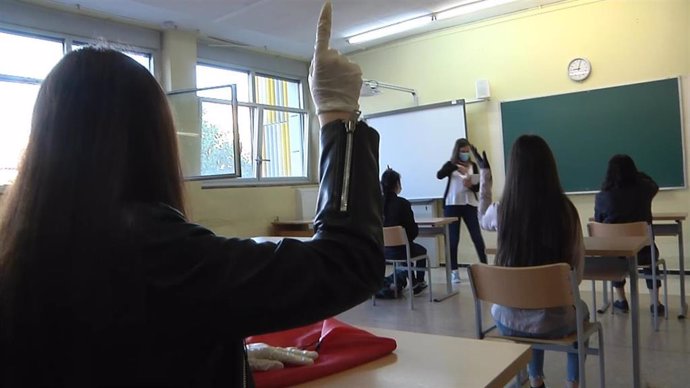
[380,168,428,295]
[473,136,586,388]
[0,2,384,387]
[436,138,487,284]
[594,154,663,314]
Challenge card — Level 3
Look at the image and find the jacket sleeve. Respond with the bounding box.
[637,171,659,198]
[401,198,419,242]
[469,162,480,193]
[140,119,384,339]
[570,209,585,284]
[436,161,456,179]
[478,168,499,231]
[593,193,603,222]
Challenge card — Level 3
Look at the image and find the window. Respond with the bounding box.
[0,30,155,187]
[0,30,64,186]
[187,64,309,182]
[73,42,154,73]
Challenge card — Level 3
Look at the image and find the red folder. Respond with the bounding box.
[246,318,397,388]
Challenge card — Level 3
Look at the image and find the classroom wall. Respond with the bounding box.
[351,0,690,268]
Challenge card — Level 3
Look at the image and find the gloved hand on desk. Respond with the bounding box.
[246,342,319,371]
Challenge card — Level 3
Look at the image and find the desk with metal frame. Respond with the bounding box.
[416,217,459,302]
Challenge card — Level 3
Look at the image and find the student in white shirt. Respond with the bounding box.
[473,135,587,388]
[436,138,487,283]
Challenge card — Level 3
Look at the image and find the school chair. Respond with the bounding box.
[467,263,605,388]
[588,221,668,330]
[372,226,432,310]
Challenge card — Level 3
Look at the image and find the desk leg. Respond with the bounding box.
[433,224,459,302]
[630,253,641,388]
[678,221,687,319]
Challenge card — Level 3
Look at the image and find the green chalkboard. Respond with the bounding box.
[501,78,685,192]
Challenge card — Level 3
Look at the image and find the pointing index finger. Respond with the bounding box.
[314,1,332,52]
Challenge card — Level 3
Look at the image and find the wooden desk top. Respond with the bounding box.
[588,212,688,222]
[272,217,459,227]
[294,327,531,388]
[486,236,649,257]
[417,217,458,226]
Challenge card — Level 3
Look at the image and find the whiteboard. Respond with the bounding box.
[365,101,468,200]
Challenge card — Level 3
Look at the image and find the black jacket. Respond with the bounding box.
[383,193,418,244]
[594,172,659,224]
[0,120,384,388]
[436,161,480,202]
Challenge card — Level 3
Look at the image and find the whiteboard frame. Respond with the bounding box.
[364,99,469,200]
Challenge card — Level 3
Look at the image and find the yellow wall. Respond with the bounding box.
[352,0,690,267]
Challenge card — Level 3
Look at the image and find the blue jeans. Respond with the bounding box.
[385,242,427,282]
[443,205,487,269]
[495,321,581,382]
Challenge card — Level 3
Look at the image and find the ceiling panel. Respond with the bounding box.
[24,0,565,58]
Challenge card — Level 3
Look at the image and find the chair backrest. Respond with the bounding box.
[468,263,575,309]
[587,221,647,237]
[383,226,409,248]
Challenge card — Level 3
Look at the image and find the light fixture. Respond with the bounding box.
[347,16,431,44]
[435,0,518,20]
[346,0,520,45]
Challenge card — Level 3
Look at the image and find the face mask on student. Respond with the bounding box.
[459,152,471,162]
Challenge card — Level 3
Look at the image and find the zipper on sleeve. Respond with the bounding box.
[339,119,357,212]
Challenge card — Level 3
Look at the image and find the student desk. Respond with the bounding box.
[294,327,532,388]
[270,217,460,302]
[486,235,648,388]
[588,212,688,319]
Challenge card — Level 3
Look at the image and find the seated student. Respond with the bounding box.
[594,154,664,314]
[379,168,428,296]
[0,3,384,386]
[473,136,587,388]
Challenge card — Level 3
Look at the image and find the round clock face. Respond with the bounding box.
[568,58,591,81]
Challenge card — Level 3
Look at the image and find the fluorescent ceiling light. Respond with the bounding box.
[347,16,432,44]
[436,0,519,20]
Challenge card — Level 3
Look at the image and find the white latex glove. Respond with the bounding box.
[308,1,363,115]
[246,343,319,371]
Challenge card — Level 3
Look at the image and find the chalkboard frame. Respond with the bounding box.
[500,77,686,194]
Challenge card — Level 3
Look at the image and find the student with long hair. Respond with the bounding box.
[594,154,663,314]
[380,168,428,295]
[0,3,384,386]
[474,135,586,388]
[436,138,487,283]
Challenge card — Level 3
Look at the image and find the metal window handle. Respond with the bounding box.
[255,158,271,162]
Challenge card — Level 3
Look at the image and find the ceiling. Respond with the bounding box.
[24,0,565,59]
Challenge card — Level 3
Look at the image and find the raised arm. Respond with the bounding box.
[471,146,499,231]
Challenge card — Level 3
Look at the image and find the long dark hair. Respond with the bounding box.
[495,135,580,268]
[450,138,470,164]
[381,168,401,216]
[0,48,184,336]
[601,154,638,191]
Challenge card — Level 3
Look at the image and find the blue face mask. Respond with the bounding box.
[459,152,470,162]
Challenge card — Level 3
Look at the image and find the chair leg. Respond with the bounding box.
[662,261,669,319]
[427,260,433,302]
[598,326,606,388]
[407,264,414,310]
[591,280,597,322]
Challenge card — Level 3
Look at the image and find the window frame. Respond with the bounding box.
[194,60,312,187]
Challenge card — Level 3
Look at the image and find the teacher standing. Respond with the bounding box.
[437,138,487,283]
